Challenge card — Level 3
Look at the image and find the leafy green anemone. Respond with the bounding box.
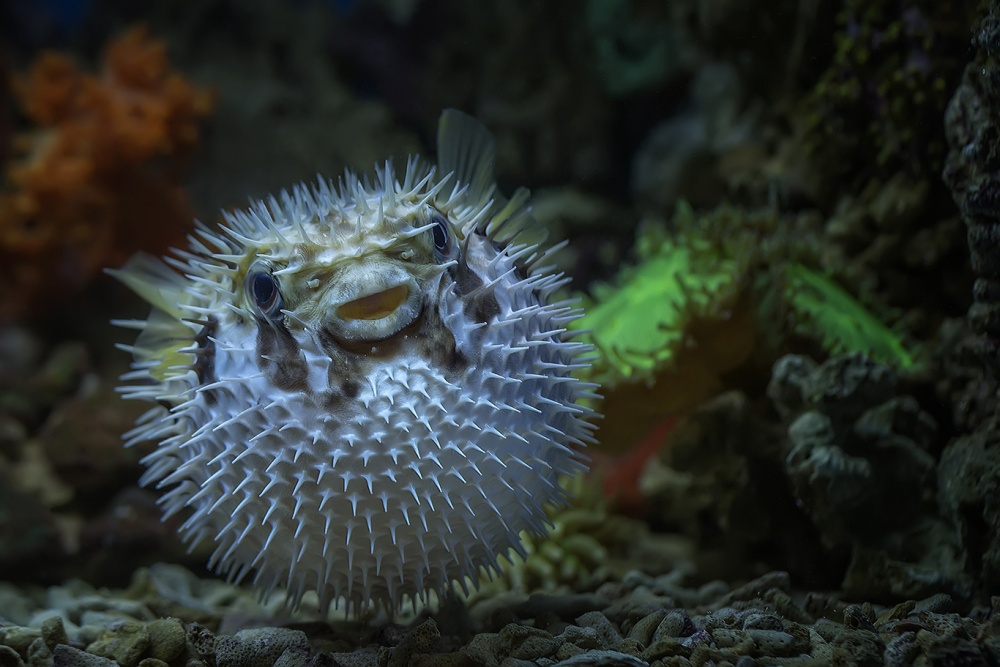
[571,203,919,392]
[782,264,917,371]
[571,206,743,387]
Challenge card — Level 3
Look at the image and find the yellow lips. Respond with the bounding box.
[337,284,409,321]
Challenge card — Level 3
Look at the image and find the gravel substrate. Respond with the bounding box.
[1,564,996,667]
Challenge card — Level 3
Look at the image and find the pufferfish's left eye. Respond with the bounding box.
[430,214,455,262]
[246,266,284,320]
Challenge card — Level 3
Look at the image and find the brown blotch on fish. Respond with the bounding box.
[193,317,218,395]
[415,306,468,376]
[320,334,372,411]
[450,262,500,326]
[257,323,310,393]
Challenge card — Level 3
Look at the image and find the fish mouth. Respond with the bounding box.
[325,272,423,345]
[337,284,410,321]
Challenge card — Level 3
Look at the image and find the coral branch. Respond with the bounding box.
[0,25,214,319]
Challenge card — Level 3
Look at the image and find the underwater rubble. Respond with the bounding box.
[2,565,1000,666]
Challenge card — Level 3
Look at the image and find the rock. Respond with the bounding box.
[40,617,69,650]
[462,633,508,667]
[85,621,150,667]
[136,660,169,667]
[387,620,439,667]
[51,645,117,667]
[550,649,649,666]
[185,623,215,660]
[0,628,41,656]
[144,619,186,664]
[573,612,622,650]
[214,628,310,667]
[625,610,666,647]
[26,638,50,667]
[0,646,24,667]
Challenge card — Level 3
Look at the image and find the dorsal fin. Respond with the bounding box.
[437,109,497,209]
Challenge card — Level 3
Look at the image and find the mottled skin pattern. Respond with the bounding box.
[114,112,599,612]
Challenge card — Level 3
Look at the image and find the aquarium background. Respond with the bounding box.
[0,0,997,665]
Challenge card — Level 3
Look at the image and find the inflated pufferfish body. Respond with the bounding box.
[113,110,599,612]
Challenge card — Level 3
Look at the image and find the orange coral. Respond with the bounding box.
[0,25,214,319]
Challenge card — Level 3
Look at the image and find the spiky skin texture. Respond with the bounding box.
[114,114,598,613]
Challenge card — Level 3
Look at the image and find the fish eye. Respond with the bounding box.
[246,266,283,319]
[430,214,453,261]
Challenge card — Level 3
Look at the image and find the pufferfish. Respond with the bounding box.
[112,110,599,613]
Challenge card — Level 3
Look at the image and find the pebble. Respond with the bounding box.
[214,628,310,667]
[144,620,186,664]
[40,617,68,650]
[51,645,116,667]
[86,620,150,667]
[0,647,23,667]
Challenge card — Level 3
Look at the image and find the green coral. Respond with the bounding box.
[782,264,918,370]
[574,202,919,389]
[572,202,744,386]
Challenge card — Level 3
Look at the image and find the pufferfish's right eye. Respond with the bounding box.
[246,266,284,319]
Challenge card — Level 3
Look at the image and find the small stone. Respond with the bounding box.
[137,660,169,667]
[642,636,688,662]
[462,633,508,667]
[26,638,51,667]
[746,629,796,657]
[0,646,24,667]
[498,624,556,660]
[574,612,622,650]
[41,617,68,650]
[51,644,117,667]
[186,624,215,660]
[808,628,834,662]
[545,649,648,666]
[627,610,667,647]
[554,642,585,661]
[387,620,439,667]
[741,613,783,632]
[86,621,150,667]
[710,629,742,650]
[556,626,602,651]
[615,638,644,657]
[144,620,186,664]
[1,628,41,655]
[271,648,313,667]
[497,659,533,667]
[507,635,560,661]
[830,628,884,667]
[883,631,918,667]
[214,628,310,667]
[652,610,695,641]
